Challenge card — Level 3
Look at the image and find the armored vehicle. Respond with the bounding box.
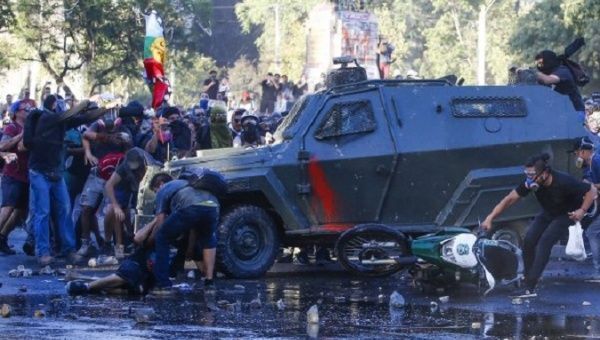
[135,60,582,278]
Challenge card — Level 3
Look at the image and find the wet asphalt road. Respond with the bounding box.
[2,231,600,338]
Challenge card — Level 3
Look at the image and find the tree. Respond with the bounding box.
[510,0,600,92]
[236,0,321,80]
[13,0,212,95]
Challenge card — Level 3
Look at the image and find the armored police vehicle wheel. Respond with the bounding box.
[217,205,279,278]
[335,224,411,277]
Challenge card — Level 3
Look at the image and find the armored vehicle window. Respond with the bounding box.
[315,100,376,140]
[451,97,526,118]
[277,95,310,140]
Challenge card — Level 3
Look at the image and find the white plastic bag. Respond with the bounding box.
[565,222,587,261]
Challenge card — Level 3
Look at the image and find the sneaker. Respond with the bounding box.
[22,242,35,256]
[0,234,16,255]
[294,251,310,265]
[76,239,96,258]
[114,244,125,260]
[38,255,55,266]
[66,280,89,296]
[511,287,537,298]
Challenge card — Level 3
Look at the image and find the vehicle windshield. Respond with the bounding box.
[273,95,312,142]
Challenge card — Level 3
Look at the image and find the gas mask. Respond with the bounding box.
[100,110,119,130]
[158,125,172,143]
[525,178,540,192]
[242,124,258,144]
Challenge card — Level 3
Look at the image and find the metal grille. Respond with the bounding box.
[451,97,527,118]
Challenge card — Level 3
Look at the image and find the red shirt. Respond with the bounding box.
[2,123,28,182]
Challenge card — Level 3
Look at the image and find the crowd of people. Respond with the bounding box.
[0,67,312,294]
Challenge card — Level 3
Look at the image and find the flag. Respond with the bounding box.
[143,11,170,110]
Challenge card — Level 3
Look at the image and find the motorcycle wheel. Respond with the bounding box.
[335,224,410,277]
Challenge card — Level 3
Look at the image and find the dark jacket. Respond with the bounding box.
[29,107,106,177]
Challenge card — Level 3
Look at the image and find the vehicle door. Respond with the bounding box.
[301,90,396,225]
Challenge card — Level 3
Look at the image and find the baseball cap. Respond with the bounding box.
[568,136,594,153]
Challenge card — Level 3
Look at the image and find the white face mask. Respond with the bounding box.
[576,157,585,169]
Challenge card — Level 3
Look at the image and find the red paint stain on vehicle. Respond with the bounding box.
[308,156,339,222]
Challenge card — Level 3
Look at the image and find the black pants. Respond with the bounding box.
[523,212,570,289]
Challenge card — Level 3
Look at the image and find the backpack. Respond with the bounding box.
[178,167,227,197]
[98,152,124,180]
[562,58,590,87]
[23,109,43,149]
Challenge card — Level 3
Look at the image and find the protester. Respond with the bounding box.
[141,115,172,163]
[19,89,37,111]
[202,70,220,100]
[0,101,30,254]
[218,77,230,104]
[118,101,146,146]
[239,112,264,148]
[377,36,395,79]
[149,171,221,293]
[163,107,192,158]
[66,213,159,296]
[104,147,161,259]
[75,110,132,259]
[0,94,13,118]
[293,75,309,98]
[25,95,110,266]
[229,109,244,148]
[535,50,585,115]
[260,73,279,114]
[481,153,596,295]
[238,90,255,113]
[192,106,212,150]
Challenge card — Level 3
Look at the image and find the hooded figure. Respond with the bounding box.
[535,50,561,75]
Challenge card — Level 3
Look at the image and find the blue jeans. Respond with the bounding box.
[154,205,219,288]
[586,216,600,271]
[29,170,75,257]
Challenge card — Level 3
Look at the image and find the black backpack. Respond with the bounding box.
[179,167,227,197]
[23,109,43,149]
[562,58,590,87]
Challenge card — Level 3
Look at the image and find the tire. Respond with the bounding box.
[217,205,279,278]
[492,227,523,248]
[335,224,411,277]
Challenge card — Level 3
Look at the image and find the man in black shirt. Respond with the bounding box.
[481,153,596,295]
[260,73,279,114]
[202,70,219,100]
[535,50,585,114]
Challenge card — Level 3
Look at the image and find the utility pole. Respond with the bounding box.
[274,3,281,72]
[477,0,496,85]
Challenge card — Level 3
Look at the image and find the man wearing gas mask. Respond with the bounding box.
[24,94,110,266]
[481,153,596,296]
[238,112,264,148]
[570,137,600,275]
[76,109,132,259]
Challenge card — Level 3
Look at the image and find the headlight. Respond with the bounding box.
[440,233,478,268]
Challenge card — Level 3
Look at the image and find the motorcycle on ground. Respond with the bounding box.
[334,224,523,295]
